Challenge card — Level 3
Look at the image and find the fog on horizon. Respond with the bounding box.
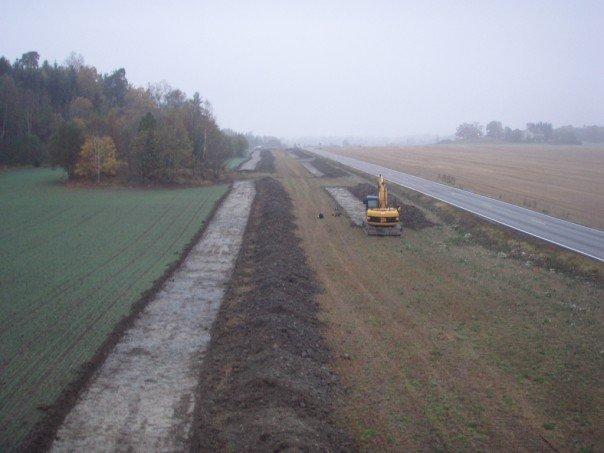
[2,0,602,140]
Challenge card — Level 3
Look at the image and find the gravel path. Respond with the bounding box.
[239,150,261,171]
[325,187,365,226]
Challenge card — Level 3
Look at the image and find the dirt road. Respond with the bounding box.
[277,150,602,451]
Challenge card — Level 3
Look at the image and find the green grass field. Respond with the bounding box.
[0,168,228,450]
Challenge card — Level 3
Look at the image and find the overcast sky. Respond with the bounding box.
[2,0,603,138]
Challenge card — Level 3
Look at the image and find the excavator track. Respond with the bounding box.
[364,223,402,236]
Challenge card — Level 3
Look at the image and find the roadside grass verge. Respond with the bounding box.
[318,157,603,283]
[0,168,228,450]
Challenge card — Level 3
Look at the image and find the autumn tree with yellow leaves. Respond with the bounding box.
[75,136,118,182]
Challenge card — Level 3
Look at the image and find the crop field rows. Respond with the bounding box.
[0,168,228,450]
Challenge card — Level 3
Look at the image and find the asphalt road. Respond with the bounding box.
[310,148,604,262]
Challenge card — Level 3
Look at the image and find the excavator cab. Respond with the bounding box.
[363,195,379,209]
[363,175,402,236]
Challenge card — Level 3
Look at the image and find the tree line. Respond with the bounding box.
[0,51,257,181]
[453,121,604,145]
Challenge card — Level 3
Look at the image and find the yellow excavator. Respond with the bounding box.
[362,175,402,236]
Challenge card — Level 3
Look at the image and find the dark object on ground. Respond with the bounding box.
[256,150,275,173]
[349,183,435,230]
[190,177,353,451]
[311,157,348,178]
[318,212,324,219]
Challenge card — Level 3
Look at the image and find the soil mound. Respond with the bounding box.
[190,177,352,451]
[349,183,435,230]
[256,150,275,173]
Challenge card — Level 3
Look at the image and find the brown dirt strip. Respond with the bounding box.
[189,177,353,451]
[20,186,233,452]
[255,149,275,173]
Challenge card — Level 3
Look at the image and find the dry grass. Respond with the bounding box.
[276,150,603,451]
[327,143,604,229]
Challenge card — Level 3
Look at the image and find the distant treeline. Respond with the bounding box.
[452,121,604,145]
[243,132,282,148]
[0,51,277,181]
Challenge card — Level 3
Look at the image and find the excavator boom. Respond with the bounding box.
[378,175,388,208]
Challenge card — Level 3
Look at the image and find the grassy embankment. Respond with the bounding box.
[278,150,603,451]
[0,168,227,450]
